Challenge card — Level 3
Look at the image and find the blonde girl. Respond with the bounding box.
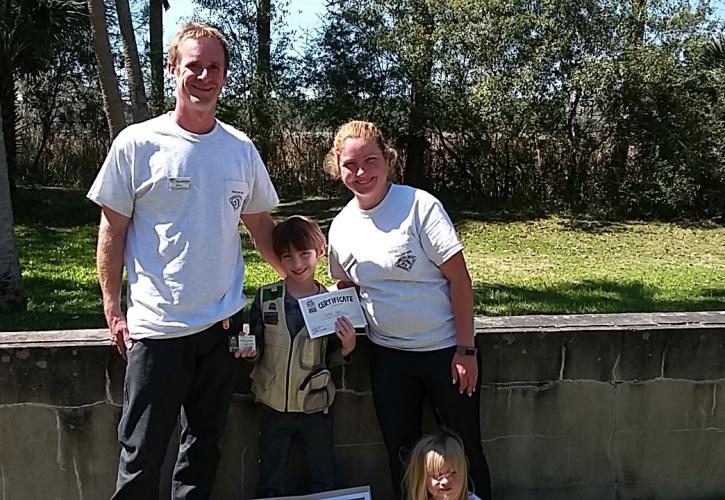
[403,431,483,500]
[325,120,491,500]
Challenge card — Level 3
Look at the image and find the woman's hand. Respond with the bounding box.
[451,352,478,397]
[336,316,357,356]
[336,280,357,290]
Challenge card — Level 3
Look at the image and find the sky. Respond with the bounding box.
[161,0,725,49]
[163,0,327,46]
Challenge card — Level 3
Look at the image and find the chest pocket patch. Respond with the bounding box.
[229,194,243,210]
[225,180,249,214]
[394,250,417,272]
[263,312,279,325]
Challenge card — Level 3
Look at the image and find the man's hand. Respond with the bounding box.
[451,352,478,397]
[335,316,356,356]
[241,212,285,277]
[106,310,132,360]
[98,206,131,360]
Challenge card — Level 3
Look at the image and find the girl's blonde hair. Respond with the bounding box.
[323,120,398,179]
[403,430,470,500]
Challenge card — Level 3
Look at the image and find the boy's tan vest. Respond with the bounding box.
[250,281,336,413]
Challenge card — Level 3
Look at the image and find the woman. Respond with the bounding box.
[325,121,492,500]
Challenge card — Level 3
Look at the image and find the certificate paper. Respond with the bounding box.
[298,288,367,339]
[255,485,372,500]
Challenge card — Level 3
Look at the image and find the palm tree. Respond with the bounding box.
[0,0,87,186]
[149,0,170,115]
[703,35,725,68]
[87,0,127,139]
[253,0,273,163]
[116,0,149,122]
[0,100,25,312]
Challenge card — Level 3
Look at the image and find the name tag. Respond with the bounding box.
[169,177,191,190]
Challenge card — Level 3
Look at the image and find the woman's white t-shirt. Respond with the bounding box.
[328,184,465,351]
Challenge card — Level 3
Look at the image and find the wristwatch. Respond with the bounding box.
[456,345,477,356]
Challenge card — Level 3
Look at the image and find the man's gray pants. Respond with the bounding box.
[112,316,239,500]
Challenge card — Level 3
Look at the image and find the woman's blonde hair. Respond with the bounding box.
[323,120,398,179]
[403,430,470,500]
[168,22,229,73]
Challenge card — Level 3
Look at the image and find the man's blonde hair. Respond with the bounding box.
[168,22,229,73]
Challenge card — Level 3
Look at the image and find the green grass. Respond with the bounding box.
[2,187,724,331]
[459,218,725,315]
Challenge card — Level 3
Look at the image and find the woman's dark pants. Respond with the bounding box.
[370,342,492,500]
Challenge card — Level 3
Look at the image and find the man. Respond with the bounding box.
[87,23,282,499]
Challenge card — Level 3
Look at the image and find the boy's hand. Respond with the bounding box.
[335,316,356,356]
[234,346,257,359]
[233,333,258,359]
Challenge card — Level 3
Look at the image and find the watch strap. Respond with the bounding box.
[456,345,477,356]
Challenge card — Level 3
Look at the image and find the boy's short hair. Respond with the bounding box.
[272,216,326,258]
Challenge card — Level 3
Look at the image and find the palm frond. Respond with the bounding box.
[703,34,725,68]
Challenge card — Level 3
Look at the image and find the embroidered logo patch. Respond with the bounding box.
[394,250,417,272]
[228,194,243,211]
[262,286,283,302]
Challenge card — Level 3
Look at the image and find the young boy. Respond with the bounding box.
[238,215,356,498]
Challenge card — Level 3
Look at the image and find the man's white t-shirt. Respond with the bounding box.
[328,184,464,351]
[87,113,278,339]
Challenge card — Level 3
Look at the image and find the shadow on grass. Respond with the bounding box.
[561,219,629,234]
[1,311,106,331]
[475,280,725,316]
[12,186,725,232]
[2,275,105,332]
[12,187,100,227]
[273,197,349,233]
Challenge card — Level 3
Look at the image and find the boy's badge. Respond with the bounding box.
[262,285,283,302]
[263,312,279,325]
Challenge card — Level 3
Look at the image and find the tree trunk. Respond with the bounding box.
[149,0,164,114]
[87,0,127,139]
[0,100,26,312]
[115,0,149,122]
[253,0,274,163]
[403,2,433,190]
[0,69,17,190]
[611,0,647,202]
[631,0,646,45]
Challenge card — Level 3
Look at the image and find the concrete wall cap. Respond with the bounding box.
[2,311,725,347]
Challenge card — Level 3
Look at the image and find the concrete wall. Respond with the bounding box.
[1,311,725,500]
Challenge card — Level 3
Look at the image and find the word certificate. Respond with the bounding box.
[298,288,367,339]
